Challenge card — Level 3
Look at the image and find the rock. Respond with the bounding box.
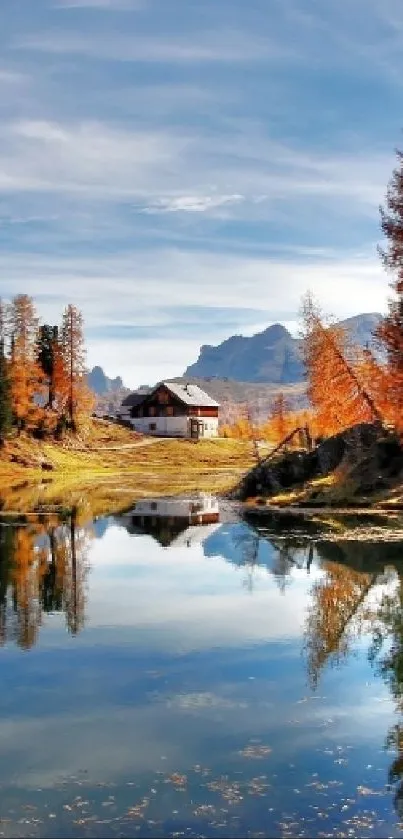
[230,423,403,504]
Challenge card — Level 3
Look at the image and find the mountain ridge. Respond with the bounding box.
[184,312,382,384]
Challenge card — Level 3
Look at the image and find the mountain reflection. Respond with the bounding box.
[1,496,403,816]
[0,509,91,649]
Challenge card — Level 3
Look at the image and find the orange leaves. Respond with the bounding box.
[300,293,384,438]
[267,392,291,444]
[1,295,93,438]
[61,304,90,428]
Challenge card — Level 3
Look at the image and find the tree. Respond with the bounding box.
[37,324,60,410]
[268,392,291,444]
[300,292,383,437]
[376,148,403,427]
[8,295,44,433]
[60,304,93,429]
[0,301,12,445]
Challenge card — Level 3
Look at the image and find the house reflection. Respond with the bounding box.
[115,493,220,548]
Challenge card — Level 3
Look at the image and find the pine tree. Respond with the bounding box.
[37,324,59,409]
[376,148,403,425]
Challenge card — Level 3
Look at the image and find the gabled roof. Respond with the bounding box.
[161,381,220,407]
[121,388,151,407]
[120,381,219,409]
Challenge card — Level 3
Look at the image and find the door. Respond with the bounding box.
[190,419,199,439]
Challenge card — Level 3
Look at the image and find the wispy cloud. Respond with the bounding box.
[0,0,399,384]
[0,117,393,215]
[16,30,290,64]
[54,0,143,8]
[142,194,244,214]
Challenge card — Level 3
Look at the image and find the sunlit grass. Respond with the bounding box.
[0,423,256,515]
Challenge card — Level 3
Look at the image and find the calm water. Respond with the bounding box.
[1,495,403,838]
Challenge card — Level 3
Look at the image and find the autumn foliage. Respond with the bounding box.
[0,294,94,441]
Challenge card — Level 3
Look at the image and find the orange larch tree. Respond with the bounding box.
[300,292,383,438]
[267,392,291,444]
[8,294,45,433]
[60,304,94,429]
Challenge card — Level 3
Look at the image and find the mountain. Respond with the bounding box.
[87,365,125,396]
[87,366,130,417]
[170,376,308,423]
[184,313,382,384]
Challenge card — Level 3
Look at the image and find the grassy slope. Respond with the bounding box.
[0,419,256,515]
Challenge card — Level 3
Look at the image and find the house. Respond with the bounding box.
[117,387,151,423]
[118,381,220,439]
[115,493,220,547]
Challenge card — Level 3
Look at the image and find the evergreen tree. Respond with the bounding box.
[0,301,11,445]
[376,148,403,424]
[37,324,59,409]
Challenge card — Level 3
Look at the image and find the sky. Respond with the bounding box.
[0,0,402,387]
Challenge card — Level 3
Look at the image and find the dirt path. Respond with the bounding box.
[100,437,166,451]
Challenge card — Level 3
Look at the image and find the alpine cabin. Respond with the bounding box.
[118,381,219,439]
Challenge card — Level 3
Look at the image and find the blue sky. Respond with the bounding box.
[0,0,402,387]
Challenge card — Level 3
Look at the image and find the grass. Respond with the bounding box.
[0,420,256,516]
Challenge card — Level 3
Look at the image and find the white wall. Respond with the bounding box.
[125,494,219,519]
[130,415,219,438]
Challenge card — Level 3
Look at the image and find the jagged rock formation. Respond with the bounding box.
[185,313,382,384]
[87,365,125,396]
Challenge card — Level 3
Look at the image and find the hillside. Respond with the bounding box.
[184,313,382,383]
[0,421,255,516]
[170,376,307,422]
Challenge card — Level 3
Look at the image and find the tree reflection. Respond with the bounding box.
[366,567,403,815]
[302,537,403,818]
[304,558,376,688]
[0,509,91,649]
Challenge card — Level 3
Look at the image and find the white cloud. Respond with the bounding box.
[0,246,387,386]
[0,117,393,216]
[142,194,244,214]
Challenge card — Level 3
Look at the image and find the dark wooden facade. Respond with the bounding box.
[130,384,219,420]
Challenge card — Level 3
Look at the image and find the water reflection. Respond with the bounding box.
[116,493,220,547]
[0,498,403,835]
[0,509,92,648]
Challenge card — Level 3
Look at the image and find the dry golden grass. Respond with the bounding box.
[0,421,255,516]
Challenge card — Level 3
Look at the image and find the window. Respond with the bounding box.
[166,406,174,416]
[148,406,156,416]
[149,422,157,431]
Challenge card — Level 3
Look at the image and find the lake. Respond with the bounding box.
[0,494,403,838]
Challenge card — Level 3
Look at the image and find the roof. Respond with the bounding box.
[121,388,151,407]
[120,381,219,409]
[161,381,220,407]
